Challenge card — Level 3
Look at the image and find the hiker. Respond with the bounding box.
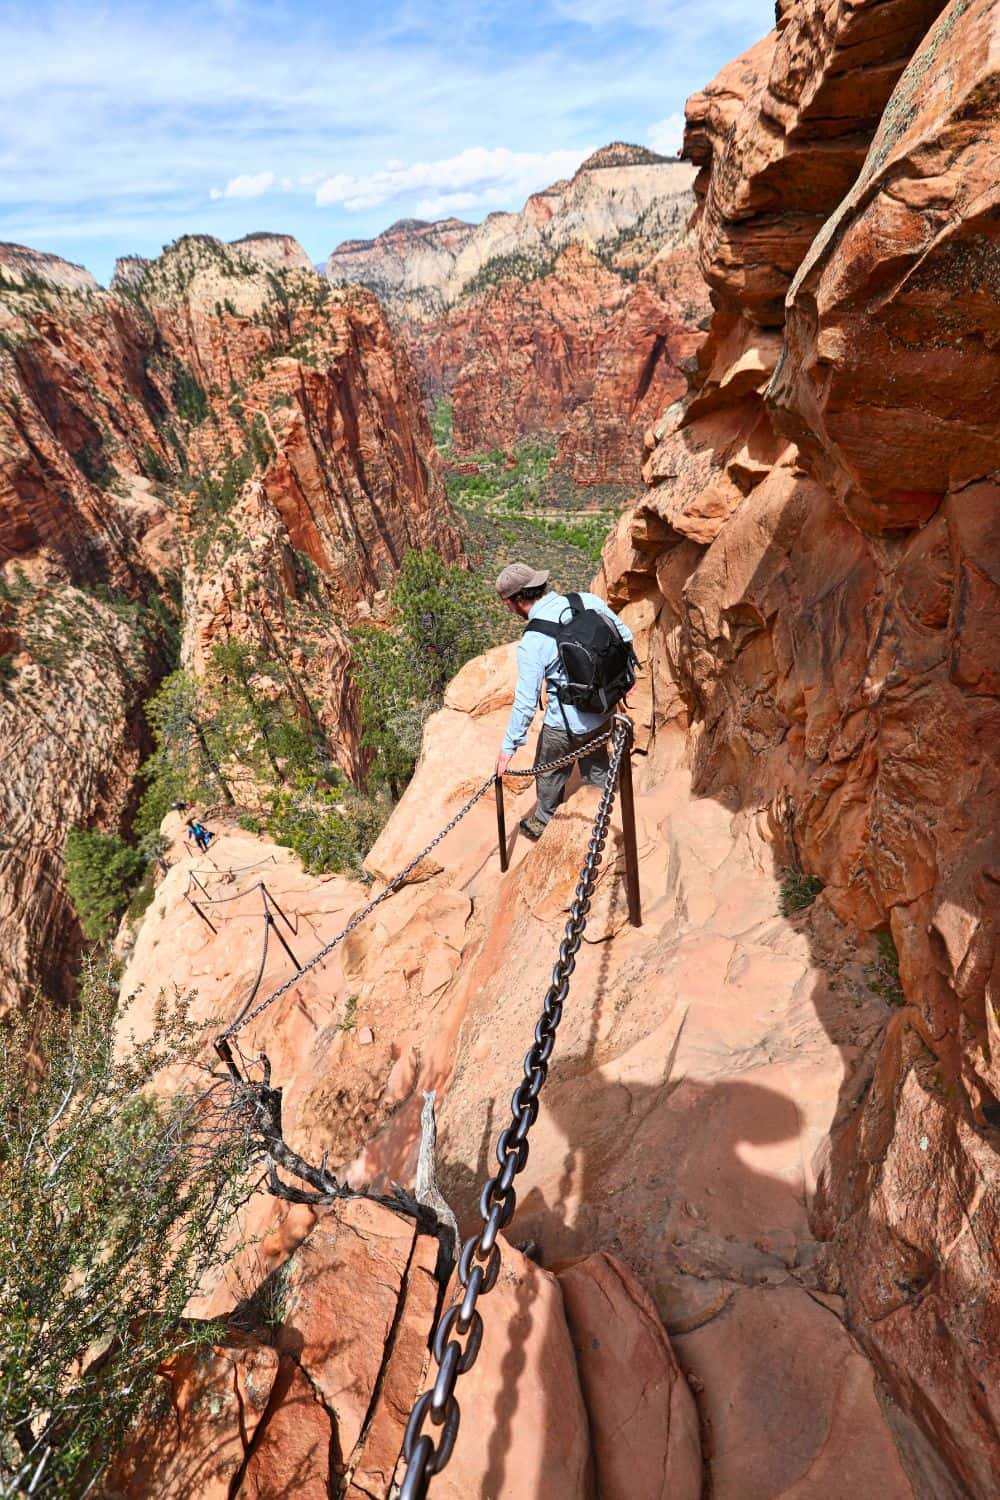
[493,563,636,842]
[185,817,213,853]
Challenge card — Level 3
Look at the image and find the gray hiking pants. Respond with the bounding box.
[533,721,610,825]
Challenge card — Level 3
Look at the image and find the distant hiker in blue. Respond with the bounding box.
[493,563,636,842]
[185,817,214,853]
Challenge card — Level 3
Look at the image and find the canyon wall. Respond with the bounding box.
[12,1,996,1490]
[0,235,458,1013]
[597,0,998,1488]
[329,146,709,481]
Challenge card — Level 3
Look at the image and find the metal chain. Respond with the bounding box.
[188,877,269,908]
[219,775,494,1041]
[398,716,631,1499]
[216,724,615,1045]
[505,724,613,780]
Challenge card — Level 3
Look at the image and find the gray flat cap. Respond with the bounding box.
[494,562,550,600]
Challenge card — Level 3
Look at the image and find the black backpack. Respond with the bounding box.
[525,593,637,718]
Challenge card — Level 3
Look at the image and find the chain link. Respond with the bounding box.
[216,724,616,1046]
[398,716,631,1499]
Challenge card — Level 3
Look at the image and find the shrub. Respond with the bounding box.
[778,869,824,917]
[139,441,172,485]
[393,549,492,696]
[268,783,390,876]
[0,966,251,1495]
[64,828,145,941]
[868,931,905,1006]
[352,549,494,795]
[171,363,209,427]
[429,398,453,452]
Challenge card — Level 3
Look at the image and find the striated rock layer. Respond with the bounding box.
[0,233,459,1012]
[327,145,693,320]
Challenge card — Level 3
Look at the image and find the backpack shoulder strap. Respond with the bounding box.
[524,619,561,639]
[566,592,585,616]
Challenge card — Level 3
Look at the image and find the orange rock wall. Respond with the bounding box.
[407,242,709,484]
[0,238,460,1012]
[598,1,999,1488]
[106,1199,701,1500]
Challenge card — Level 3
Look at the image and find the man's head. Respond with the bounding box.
[494,562,550,618]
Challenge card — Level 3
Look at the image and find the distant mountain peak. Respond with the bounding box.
[0,242,98,293]
[578,142,670,172]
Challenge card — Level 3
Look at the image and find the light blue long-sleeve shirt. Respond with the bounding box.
[500,591,634,754]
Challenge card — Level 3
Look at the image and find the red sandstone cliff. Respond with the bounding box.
[9,2,999,1491]
[156,2,994,1488]
[0,234,459,1014]
[595,0,999,1489]
[329,146,708,482]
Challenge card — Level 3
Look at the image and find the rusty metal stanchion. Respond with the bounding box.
[261,888,301,970]
[266,913,300,970]
[495,779,509,873]
[185,893,217,934]
[261,882,297,935]
[615,716,642,928]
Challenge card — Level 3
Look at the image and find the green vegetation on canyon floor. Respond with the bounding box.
[431,398,629,586]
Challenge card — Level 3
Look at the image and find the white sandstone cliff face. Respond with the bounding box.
[0,242,99,294]
[327,150,696,319]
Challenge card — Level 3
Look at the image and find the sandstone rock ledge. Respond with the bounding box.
[118,636,924,1494]
[104,1199,702,1499]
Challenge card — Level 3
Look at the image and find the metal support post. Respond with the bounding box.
[214,1034,241,1081]
[186,894,217,934]
[261,883,297,935]
[495,778,509,872]
[616,722,642,928]
[266,912,301,972]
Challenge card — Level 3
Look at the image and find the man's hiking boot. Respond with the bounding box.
[519,814,547,842]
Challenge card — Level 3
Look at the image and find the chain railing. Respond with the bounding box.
[213,725,616,1065]
[398,716,633,1498]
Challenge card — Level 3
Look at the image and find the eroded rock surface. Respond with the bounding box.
[0,233,458,1012]
[42,2,1000,1494]
[597,0,999,1489]
[119,639,915,1493]
[106,1197,695,1499]
[329,146,706,481]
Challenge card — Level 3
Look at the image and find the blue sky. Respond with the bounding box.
[0,0,770,284]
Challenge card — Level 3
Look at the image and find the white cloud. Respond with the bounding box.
[315,146,587,214]
[210,171,277,201]
[648,112,685,157]
[0,0,768,280]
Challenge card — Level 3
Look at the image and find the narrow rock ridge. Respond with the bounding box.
[114,2,998,1488]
